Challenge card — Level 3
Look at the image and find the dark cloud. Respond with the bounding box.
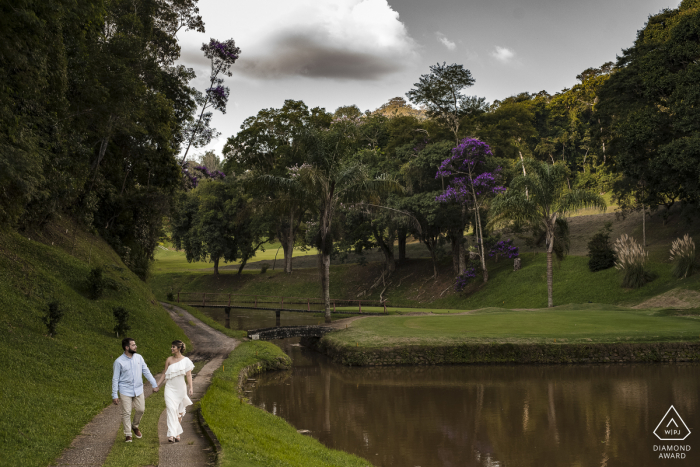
[236,32,407,80]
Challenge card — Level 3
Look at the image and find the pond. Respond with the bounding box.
[204,309,700,466]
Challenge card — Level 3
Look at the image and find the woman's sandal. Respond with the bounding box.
[168,437,174,443]
[174,436,180,442]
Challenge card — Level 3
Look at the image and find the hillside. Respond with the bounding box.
[149,208,700,310]
[0,220,190,467]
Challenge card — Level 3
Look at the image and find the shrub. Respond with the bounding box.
[489,239,519,262]
[87,267,104,299]
[670,234,697,279]
[260,263,269,274]
[613,234,655,288]
[43,301,64,337]
[113,307,131,337]
[587,221,615,272]
[454,260,481,292]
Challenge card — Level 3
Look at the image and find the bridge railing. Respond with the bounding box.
[176,292,388,314]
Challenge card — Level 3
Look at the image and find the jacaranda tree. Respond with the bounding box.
[490,160,606,307]
[436,138,504,281]
[179,38,241,165]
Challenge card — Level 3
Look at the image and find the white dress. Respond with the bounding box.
[164,357,194,437]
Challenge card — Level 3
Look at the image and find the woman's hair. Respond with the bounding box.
[172,340,186,353]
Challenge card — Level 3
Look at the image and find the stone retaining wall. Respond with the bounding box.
[301,337,700,366]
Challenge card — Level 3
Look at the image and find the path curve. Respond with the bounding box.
[157,302,238,467]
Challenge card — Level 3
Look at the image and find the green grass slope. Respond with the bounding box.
[149,208,700,312]
[0,221,189,467]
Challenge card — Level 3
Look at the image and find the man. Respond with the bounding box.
[112,338,159,442]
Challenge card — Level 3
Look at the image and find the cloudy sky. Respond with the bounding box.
[176,0,679,158]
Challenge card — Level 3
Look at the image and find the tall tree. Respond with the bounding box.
[406,62,486,143]
[224,100,331,273]
[262,118,402,322]
[179,38,240,164]
[171,177,270,275]
[436,138,505,281]
[599,1,700,208]
[490,160,605,307]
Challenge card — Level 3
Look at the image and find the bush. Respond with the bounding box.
[454,261,480,292]
[670,234,697,279]
[613,234,655,288]
[489,239,519,262]
[87,267,104,299]
[260,263,269,274]
[42,301,64,337]
[587,222,615,272]
[113,307,131,337]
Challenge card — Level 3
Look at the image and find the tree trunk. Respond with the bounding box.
[397,228,407,262]
[475,207,488,282]
[286,208,295,273]
[642,203,646,247]
[373,225,396,274]
[451,232,461,276]
[546,227,555,307]
[320,252,331,323]
[213,256,220,275]
[237,258,247,274]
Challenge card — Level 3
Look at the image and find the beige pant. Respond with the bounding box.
[119,393,145,436]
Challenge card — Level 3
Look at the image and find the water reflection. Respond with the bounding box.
[253,341,700,467]
[199,309,700,466]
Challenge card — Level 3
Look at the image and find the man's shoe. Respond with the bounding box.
[125,436,132,443]
[132,427,142,439]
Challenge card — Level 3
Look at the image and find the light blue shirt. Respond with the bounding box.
[112,353,158,399]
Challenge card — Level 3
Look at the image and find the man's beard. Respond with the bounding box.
[127,349,138,355]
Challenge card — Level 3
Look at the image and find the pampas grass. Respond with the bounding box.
[613,234,655,288]
[670,234,697,279]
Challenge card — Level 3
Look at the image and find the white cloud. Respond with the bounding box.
[435,32,455,50]
[491,46,515,63]
[208,0,419,80]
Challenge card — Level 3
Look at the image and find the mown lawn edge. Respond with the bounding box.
[305,337,700,366]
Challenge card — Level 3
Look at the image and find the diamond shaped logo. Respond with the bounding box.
[654,406,691,441]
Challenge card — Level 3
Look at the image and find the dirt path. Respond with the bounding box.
[52,303,237,467]
[157,303,238,467]
[51,384,159,466]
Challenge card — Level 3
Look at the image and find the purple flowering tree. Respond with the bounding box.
[181,163,226,190]
[436,138,504,282]
[179,38,241,166]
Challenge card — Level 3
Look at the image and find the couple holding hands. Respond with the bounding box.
[112,338,194,443]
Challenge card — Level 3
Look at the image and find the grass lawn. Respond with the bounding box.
[326,306,700,347]
[153,242,318,273]
[201,341,372,467]
[0,221,190,467]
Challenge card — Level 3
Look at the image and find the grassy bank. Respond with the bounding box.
[0,221,189,467]
[325,306,700,347]
[200,341,372,467]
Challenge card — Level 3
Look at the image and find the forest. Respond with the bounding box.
[2,0,700,312]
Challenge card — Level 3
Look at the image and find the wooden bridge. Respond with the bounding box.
[176,292,388,327]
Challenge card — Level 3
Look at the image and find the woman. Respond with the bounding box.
[156,340,194,442]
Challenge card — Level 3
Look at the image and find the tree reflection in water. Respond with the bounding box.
[252,340,700,467]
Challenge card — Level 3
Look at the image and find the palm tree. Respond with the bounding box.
[490,160,606,307]
[262,122,403,322]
